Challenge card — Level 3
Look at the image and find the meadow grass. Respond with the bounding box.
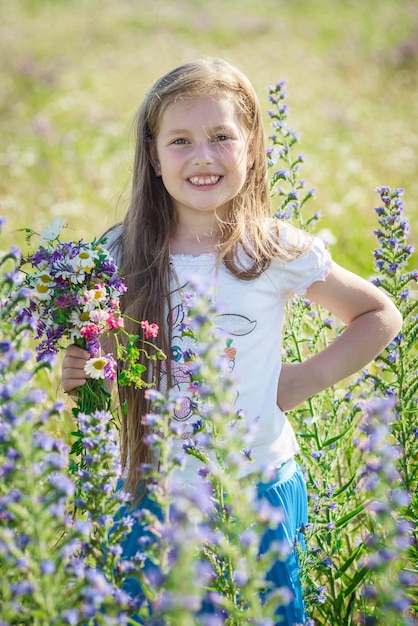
[1,0,417,274]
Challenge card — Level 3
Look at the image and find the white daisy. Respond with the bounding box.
[69,309,92,327]
[68,269,88,285]
[83,283,107,310]
[35,270,52,286]
[53,263,86,285]
[84,357,107,380]
[70,247,99,272]
[33,282,52,301]
[68,327,83,342]
[38,218,68,244]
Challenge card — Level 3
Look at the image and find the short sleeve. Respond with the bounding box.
[291,236,332,296]
[270,223,333,296]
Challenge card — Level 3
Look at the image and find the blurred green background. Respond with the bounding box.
[1,0,417,275]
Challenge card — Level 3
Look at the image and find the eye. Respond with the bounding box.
[172,138,189,145]
[213,134,229,142]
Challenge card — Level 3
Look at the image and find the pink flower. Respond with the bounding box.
[89,310,109,324]
[80,323,101,341]
[106,311,124,331]
[188,381,200,393]
[140,320,159,339]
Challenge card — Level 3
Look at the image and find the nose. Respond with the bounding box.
[192,141,214,165]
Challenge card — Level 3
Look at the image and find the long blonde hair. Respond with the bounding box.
[106,57,308,500]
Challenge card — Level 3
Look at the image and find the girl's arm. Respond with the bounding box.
[277,262,403,412]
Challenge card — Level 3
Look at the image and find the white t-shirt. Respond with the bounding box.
[106,222,332,484]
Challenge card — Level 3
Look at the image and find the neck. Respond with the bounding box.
[170,221,221,256]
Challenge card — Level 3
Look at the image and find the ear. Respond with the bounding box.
[148,141,161,176]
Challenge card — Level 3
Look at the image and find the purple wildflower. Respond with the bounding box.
[61,609,80,625]
[10,580,36,596]
[48,474,75,497]
[40,560,56,575]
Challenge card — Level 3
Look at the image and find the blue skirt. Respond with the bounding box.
[117,459,308,625]
[256,459,308,625]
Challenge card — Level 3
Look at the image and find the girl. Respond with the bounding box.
[61,57,402,624]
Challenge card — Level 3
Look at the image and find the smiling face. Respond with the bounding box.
[151,95,253,223]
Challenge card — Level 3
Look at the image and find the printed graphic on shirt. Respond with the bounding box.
[214,314,257,372]
[161,281,257,424]
[224,338,236,372]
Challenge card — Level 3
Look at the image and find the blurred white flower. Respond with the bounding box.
[38,218,68,244]
[317,228,337,246]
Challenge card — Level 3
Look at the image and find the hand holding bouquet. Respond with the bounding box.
[15,218,165,471]
[17,219,124,407]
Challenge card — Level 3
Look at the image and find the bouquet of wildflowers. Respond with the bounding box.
[17,219,124,406]
[16,218,164,474]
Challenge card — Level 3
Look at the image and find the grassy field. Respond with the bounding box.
[1,0,417,276]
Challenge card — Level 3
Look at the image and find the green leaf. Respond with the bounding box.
[334,471,358,497]
[343,566,369,597]
[335,503,366,528]
[334,543,364,580]
[322,423,353,447]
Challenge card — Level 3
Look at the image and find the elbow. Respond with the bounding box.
[383,300,403,343]
[393,307,403,338]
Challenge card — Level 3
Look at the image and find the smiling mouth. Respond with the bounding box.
[188,175,221,186]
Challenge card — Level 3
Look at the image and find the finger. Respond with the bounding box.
[62,381,86,394]
[62,358,90,392]
[65,345,91,359]
[62,355,90,371]
[61,370,87,393]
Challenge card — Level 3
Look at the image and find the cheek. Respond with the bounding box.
[218,146,242,170]
[160,151,185,174]
[227,149,251,178]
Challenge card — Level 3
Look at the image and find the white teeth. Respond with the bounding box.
[189,175,220,185]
